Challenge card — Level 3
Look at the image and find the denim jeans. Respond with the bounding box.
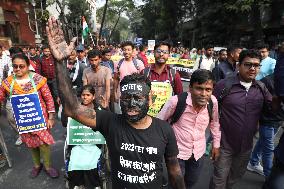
[263,158,284,189]
[177,156,204,189]
[250,125,279,177]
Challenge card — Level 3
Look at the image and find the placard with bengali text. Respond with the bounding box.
[148,82,173,117]
[67,118,106,145]
[10,93,46,134]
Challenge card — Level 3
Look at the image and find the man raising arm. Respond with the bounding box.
[46,17,185,189]
[46,17,97,127]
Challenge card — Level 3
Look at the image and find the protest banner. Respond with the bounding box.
[67,118,106,145]
[148,82,173,117]
[110,54,194,81]
[146,57,194,81]
[11,93,46,134]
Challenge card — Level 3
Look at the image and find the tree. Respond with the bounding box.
[47,0,72,42]
[224,0,273,44]
[135,0,190,43]
[99,0,109,40]
[97,0,135,43]
[66,0,92,44]
[107,0,135,43]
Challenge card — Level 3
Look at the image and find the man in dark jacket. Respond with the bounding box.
[212,46,242,82]
[66,50,86,96]
[247,74,284,177]
[60,50,86,128]
[262,42,284,189]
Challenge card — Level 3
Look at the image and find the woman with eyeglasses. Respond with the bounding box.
[0,53,59,178]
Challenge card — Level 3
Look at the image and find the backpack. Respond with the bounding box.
[170,92,214,124]
[198,56,203,69]
[117,58,140,71]
[137,54,146,65]
[217,75,269,115]
[143,66,177,95]
[218,75,267,103]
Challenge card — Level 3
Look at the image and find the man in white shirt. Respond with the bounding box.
[193,45,214,71]
[0,46,11,81]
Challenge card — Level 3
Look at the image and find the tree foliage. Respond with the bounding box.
[97,0,135,43]
[225,0,272,12]
[132,0,278,47]
[66,0,92,28]
[133,0,194,43]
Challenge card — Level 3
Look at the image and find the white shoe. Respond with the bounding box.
[15,136,22,146]
[247,162,264,176]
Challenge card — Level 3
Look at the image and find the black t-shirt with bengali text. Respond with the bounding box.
[95,110,178,189]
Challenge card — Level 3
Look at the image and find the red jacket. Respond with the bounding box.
[138,52,149,67]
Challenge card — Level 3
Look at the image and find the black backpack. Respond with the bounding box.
[170,92,214,124]
[117,58,140,71]
[217,75,269,116]
[217,75,267,103]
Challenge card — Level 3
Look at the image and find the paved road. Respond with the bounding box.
[0,81,282,189]
[0,118,271,189]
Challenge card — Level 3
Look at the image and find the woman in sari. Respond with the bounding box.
[0,53,59,178]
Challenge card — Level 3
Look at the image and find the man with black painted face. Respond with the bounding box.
[46,17,185,189]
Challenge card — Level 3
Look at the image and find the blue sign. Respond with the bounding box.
[11,93,46,134]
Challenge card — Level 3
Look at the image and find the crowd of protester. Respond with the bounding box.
[0,17,283,189]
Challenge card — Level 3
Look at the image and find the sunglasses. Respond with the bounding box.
[12,64,26,69]
[243,62,261,69]
[155,49,169,54]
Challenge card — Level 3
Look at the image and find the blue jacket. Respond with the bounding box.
[212,60,236,82]
[275,53,284,96]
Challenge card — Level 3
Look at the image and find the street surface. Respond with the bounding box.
[0,81,282,189]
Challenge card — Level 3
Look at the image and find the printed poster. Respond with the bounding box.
[67,118,106,145]
[148,40,155,51]
[110,54,195,81]
[148,82,173,117]
[11,93,46,134]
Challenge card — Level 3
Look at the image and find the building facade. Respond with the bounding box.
[0,0,35,47]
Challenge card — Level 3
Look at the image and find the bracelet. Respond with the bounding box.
[48,118,55,120]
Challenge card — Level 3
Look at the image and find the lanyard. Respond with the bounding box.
[10,73,37,97]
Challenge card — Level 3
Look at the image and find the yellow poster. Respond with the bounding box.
[147,57,195,68]
[147,56,155,64]
[148,82,173,117]
[111,55,123,62]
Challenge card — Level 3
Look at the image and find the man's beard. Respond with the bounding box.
[121,99,149,123]
[156,58,167,64]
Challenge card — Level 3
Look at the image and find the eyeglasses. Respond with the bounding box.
[243,62,261,69]
[155,49,169,54]
[12,64,26,69]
